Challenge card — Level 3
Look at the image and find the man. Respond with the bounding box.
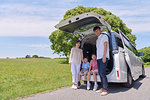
[93,26,109,96]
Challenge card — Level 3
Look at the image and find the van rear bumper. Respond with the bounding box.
[81,75,127,83]
[80,67,127,83]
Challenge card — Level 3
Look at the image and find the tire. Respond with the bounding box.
[140,65,146,78]
[123,71,133,88]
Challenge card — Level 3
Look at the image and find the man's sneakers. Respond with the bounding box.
[87,83,91,90]
[101,91,109,96]
[96,88,109,96]
[93,84,98,91]
[71,84,77,90]
[96,88,103,93]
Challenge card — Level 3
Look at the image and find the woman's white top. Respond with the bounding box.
[69,47,83,64]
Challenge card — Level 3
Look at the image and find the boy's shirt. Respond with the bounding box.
[82,62,90,71]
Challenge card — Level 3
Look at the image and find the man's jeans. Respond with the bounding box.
[97,58,108,90]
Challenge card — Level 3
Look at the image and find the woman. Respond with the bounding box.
[69,40,83,89]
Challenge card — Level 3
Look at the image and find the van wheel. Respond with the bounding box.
[140,65,145,78]
[123,71,133,88]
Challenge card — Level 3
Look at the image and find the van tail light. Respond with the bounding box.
[117,71,119,78]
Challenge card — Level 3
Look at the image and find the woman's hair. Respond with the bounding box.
[76,40,81,44]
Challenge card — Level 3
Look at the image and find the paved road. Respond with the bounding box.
[20,67,150,100]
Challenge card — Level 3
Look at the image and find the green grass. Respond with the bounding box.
[144,65,150,68]
[0,58,72,100]
[144,62,150,68]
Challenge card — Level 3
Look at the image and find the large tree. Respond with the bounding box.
[49,6,136,60]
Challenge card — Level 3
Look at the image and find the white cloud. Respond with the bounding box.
[0,1,150,37]
[27,44,50,48]
[0,17,58,37]
[128,23,150,34]
[0,3,65,37]
[99,4,150,35]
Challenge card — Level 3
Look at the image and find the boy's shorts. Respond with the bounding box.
[92,69,98,73]
[80,70,88,75]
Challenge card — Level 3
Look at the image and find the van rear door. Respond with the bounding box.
[118,29,139,80]
[55,13,111,35]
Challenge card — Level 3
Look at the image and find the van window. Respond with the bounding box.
[123,37,132,51]
[110,32,118,51]
[116,37,123,48]
[131,45,138,56]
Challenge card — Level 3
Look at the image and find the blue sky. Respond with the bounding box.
[0,0,150,58]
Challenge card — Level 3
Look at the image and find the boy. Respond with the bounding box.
[78,57,90,87]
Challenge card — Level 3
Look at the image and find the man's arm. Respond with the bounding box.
[103,41,108,63]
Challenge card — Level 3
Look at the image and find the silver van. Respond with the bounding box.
[55,12,145,87]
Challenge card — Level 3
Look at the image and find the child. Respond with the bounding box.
[69,40,83,89]
[87,54,99,91]
[78,57,90,87]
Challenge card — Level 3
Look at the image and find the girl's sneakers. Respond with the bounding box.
[93,84,98,91]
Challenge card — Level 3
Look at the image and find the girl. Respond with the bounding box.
[87,54,99,91]
[69,40,83,89]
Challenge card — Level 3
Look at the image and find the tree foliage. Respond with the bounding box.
[49,5,136,57]
[32,55,39,58]
[138,46,150,63]
[25,55,31,58]
[49,30,81,57]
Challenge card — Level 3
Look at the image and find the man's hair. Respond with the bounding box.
[93,26,101,31]
[76,40,81,44]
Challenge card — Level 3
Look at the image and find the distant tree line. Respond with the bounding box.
[138,46,150,63]
[25,55,48,58]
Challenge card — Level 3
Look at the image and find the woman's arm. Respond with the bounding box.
[69,48,73,67]
[80,49,83,62]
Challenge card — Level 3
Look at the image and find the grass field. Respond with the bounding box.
[0,58,72,100]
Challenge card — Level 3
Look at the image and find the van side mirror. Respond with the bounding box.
[138,52,144,56]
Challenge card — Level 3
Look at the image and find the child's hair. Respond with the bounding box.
[76,40,81,44]
[92,54,96,57]
[84,56,88,60]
